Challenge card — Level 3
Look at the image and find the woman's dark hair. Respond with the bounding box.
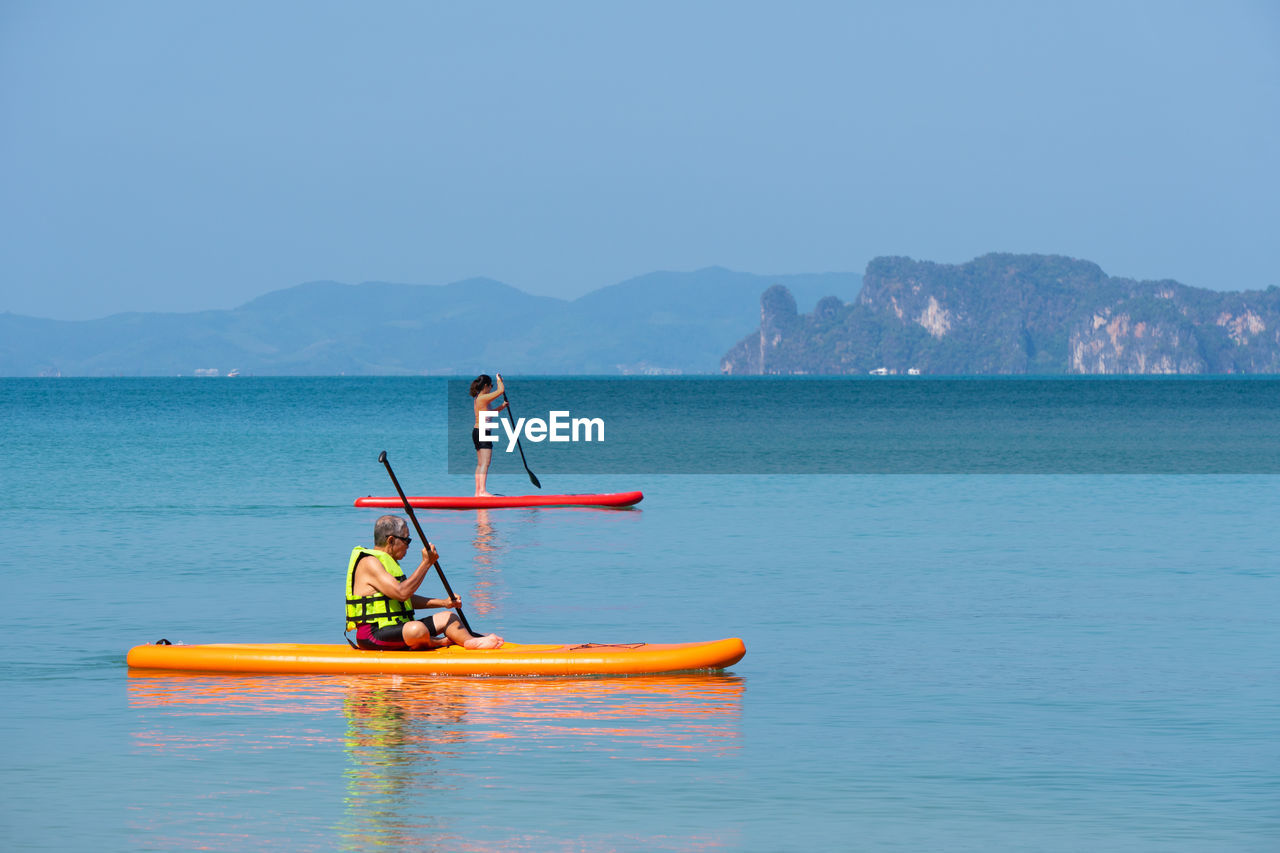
[470,374,492,397]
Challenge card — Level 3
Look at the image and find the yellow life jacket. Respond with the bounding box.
[345,547,415,631]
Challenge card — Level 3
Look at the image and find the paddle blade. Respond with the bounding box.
[528,470,542,489]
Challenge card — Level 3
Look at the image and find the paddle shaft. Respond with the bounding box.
[377,451,474,634]
[501,391,542,489]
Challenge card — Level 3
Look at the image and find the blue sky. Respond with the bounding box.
[2,1,1277,320]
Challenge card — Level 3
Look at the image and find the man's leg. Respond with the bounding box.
[400,619,439,649]
[427,612,504,649]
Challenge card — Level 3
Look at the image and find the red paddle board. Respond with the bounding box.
[353,491,644,510]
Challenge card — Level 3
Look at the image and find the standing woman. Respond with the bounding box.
[470,373,508,497]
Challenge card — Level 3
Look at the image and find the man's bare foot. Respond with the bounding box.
[475,491,494,498]
[462,634,503,650]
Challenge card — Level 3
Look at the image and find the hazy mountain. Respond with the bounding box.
[0,268,860,376]
[721,254,1280,375]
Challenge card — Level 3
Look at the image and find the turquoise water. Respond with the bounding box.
[1,378,1277,850]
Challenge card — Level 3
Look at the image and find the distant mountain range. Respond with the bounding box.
[0,268,860,376]
[721,254,1280,374]
[12,255,1276,377]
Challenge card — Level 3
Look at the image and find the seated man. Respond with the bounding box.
[346,514,503,650]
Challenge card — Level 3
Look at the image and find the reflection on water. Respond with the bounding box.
[470,509,503,616]
[128,672,744,850]
[339,676,467,848]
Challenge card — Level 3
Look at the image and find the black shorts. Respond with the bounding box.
[472,427,499,452]
[355,617,449,650]
[356,622,414,650]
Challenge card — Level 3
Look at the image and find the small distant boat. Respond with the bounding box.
[227,369,241,378]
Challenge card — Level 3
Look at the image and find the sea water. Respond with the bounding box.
[0,378,1276,851]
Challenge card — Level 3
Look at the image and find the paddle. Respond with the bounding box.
[501,388,542,489]
[378,451,475,634]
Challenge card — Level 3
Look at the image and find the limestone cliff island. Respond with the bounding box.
[720,254,1280,375]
